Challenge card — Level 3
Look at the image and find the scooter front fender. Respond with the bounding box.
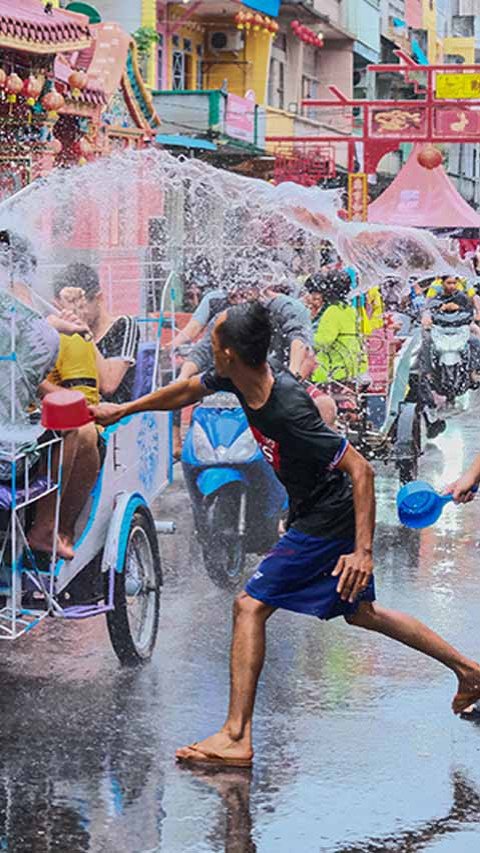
[196,468,246,497]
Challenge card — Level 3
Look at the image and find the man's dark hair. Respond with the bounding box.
[52,262,100,299]
[217,301,271,368]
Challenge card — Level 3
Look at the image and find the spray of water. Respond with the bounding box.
[0,149,469,316]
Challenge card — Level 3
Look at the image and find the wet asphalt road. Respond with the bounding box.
[2,404,480,852]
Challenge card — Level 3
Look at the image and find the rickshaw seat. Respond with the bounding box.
[0,476,50,511]
[132,342,157,400]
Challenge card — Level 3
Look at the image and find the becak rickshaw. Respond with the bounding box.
[0,232,174,664]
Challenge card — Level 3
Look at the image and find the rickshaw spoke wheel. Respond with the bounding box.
[105,508,162,666]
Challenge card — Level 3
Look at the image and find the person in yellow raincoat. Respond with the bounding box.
[303,271,367,384]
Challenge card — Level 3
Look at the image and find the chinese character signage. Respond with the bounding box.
[436,74,480,99]
[435,107,480,137]
[371,107,427,137]
[348,173,367,222]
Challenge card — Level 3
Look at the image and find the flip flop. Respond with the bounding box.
[460,705,480,721]
[176,742,253,768]
[453,687,480,715]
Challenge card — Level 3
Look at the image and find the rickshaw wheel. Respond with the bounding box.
[105,507,162,666]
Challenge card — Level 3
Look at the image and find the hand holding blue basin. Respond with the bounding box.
[397,480,478,529]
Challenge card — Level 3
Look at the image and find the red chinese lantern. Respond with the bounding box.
[68,69,87,99]
[244,11,253,31]
[51,137,62,155]
[417,145,443,170]
[0,69,7,89]
[6,73,23,104]
[253,13,263,33]
[23,75,43,106]
[291,20,300,31]
[270,20,279,35]
[235,11,246,30]
[41,89,65,119]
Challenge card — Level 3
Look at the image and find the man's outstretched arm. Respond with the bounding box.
[90,375,210,427]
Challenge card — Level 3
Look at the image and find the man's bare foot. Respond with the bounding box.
[176,730,253,767]
[453,664,480,714]
[27,529,74,561]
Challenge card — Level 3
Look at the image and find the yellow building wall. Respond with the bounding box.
[204,31,272,103]
[443,37,475,65]
[422,0,442,64]
[142,0,157,88]
[264,107,295,154]
[165,27,204,90]
[163,9,273,102]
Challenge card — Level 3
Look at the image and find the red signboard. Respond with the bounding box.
[371,106,427,138]
[434,106,480,137]
[266,54,480,172]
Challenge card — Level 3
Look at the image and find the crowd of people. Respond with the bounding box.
[3,227,480,767]
[4,229,480,558]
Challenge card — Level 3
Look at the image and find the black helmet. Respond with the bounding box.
[304,270,350,303]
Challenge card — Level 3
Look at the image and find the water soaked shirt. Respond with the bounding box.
[0,292,59,480]
[191,295,313,373]
[201,368,355,539]
[97,316,140,404]
[192,289,228,326]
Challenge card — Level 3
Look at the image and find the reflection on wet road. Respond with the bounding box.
[2,409,480,852]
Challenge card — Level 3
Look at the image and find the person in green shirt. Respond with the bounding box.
[302,271,367,384]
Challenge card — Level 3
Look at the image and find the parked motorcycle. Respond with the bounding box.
[181,392,287,590]
[429,306,474,403]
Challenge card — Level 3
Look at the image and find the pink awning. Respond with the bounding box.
[55,22,130,100]
[368,144,480,229]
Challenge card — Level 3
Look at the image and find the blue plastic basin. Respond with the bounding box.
[398,480,454,529]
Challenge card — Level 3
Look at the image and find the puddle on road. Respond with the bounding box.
[2,422,480,852]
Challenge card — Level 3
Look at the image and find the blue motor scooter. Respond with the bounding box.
[181,392,287,589]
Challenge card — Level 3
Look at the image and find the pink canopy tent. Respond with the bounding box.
[368,145,480,229]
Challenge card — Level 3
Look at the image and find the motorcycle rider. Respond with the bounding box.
[414,275,480,437]
[421,274,480,371]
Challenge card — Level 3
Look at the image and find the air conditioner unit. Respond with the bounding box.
[209,30,244,53]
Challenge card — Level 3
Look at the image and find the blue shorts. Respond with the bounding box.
[245,528,376,621]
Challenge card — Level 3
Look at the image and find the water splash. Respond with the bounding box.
[0,149,469,313]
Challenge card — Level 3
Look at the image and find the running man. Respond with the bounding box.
[92,302,480,767]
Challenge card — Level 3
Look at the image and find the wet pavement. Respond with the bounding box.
[2,405,480,852]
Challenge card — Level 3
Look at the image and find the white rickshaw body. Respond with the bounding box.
[0,249,176,663]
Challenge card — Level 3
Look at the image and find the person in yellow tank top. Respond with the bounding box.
[45,332,100,406]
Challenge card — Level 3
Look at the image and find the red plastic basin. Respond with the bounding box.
[41,389,93,431]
